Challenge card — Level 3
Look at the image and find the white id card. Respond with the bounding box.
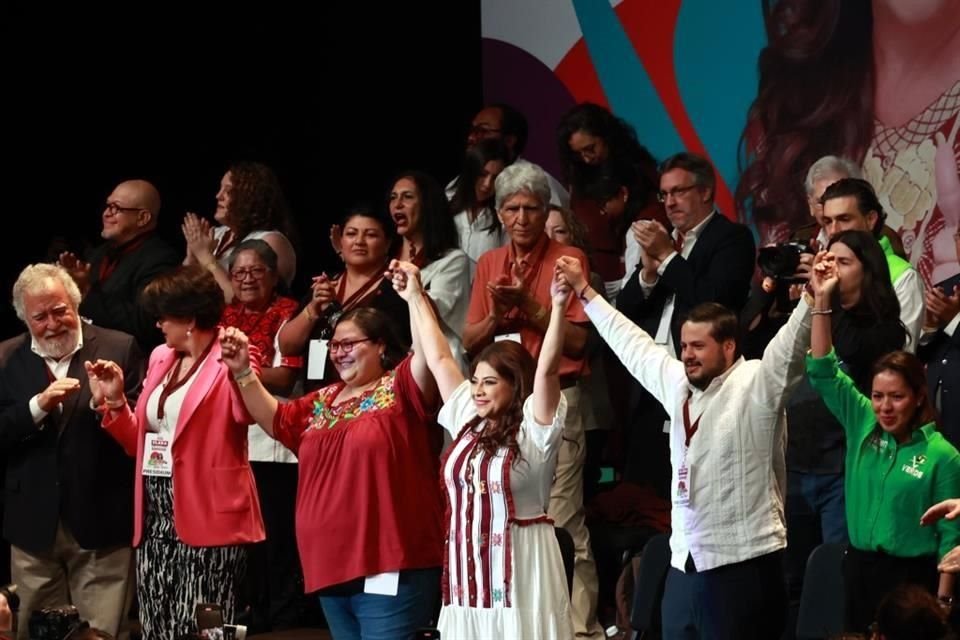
[495,333,521,344]
[364,571,399,596]
[142,433,173,477]
[307,339,329,380]
[674,463,691,507]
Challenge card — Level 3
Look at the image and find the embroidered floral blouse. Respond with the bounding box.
[271,355,444,591]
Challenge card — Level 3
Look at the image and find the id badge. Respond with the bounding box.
[364,571,399,596]
[142,433,173,477]
[674,462,692,507]
[307,339,329,380]
[495,333,521,345]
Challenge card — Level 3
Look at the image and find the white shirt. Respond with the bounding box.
[634,211,717,353]
[894,267,925,353]
[452,208,507,280]
[583,294,812,572]
[421,249,472,372]
[28,332,84,423]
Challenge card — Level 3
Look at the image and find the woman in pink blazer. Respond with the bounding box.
[87,266,265,640]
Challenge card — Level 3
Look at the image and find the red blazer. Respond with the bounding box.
[103,340,265,547]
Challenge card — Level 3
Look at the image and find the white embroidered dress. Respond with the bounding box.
[437,381,574,639]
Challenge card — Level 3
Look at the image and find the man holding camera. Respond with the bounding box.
[617,152,755,495]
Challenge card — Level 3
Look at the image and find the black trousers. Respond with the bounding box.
[843,546,938,634]
[245,461,307,631]
[661,550,786,640]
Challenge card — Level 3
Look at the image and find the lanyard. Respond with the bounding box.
[682,394,701,448]
[156,339,215,420]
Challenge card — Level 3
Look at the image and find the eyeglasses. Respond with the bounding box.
[469,124,501,137]
[230,267,270,281]
[328,338,372,354]
[656,184,699,203]
[104,202,144,215]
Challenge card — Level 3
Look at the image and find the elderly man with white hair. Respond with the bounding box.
[0,263,143,637]
[462,162,604,638]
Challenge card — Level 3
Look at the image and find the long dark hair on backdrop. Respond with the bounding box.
[459,341,535,464]
[736,0,874,235]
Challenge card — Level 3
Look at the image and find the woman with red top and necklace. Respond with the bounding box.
[390,258,574,639]
[85,266,265,640]
[219,303,443,640]
[278,206,410,393]
[220,238,305,629]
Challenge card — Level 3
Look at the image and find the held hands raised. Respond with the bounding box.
[554,256,588,295]
[809,250,839,299]
[387,259,423,302]
[219,327,251,375]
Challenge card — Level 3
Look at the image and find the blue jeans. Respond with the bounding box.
[319,567,440,640]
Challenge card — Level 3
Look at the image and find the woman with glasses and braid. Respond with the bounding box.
[219,303,443,640]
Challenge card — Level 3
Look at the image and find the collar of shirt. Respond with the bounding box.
[30,331,84,377]
[685,355,744,402]
[671,209,717,255]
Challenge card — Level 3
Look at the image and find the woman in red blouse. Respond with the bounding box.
[219,306,443,639]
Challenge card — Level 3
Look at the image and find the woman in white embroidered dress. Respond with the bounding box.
[390,258,575,639]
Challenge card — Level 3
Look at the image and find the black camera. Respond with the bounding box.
[757,242,813,282]
[28,606,88,640]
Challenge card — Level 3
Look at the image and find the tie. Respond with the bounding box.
[674,231,686,255]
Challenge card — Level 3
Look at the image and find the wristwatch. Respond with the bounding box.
[938,594,954,608]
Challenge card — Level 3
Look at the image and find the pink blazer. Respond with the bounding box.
[103,340,265,547]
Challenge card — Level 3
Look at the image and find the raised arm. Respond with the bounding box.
[810,250,838,358]
[219,327,279,435]
[391,260,463,402]
[533,274,567,426]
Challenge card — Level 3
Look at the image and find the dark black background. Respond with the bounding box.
[1,3,482,338]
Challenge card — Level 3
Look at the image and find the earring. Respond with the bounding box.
[380,352,388,368]
[186,328,192,337]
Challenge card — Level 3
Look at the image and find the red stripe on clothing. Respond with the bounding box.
[478,452,494,608]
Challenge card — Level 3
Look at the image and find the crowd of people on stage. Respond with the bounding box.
[2,100,960,640]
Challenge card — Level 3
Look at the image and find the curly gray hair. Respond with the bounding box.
[12,263,83,322]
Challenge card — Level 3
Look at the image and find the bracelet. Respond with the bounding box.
[578,284,591,301]
[236,373,258,388]
[810,309,833,316]
[201,260,218,273]
[304,305,317,322]
[939,594,954,607]
[104,397,127,410]
[233,367,253,381]
[531,305,548,323]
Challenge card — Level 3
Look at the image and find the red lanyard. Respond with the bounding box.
[214,229,237,258]
[156,339,215,420]
[682,394,701,448]
[336,268,385,312]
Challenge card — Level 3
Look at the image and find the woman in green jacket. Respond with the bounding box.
[806,233,960,632]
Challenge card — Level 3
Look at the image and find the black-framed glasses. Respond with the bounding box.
[656,184,699,203]
[230,267,270,281]
[104,202,144,215]
[328,338,372,354]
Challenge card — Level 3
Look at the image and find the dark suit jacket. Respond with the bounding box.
[614,213,755,493]
[82,233,180,351]
[617,212,756,353]
[0,323,144,552]
[920,328,960,448]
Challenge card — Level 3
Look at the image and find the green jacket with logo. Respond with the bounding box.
[807,349,960,559]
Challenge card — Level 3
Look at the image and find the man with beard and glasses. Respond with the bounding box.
[0,263,143,637]
[556,256,813,640]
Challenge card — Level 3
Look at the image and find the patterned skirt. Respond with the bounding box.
[138,476,247,640]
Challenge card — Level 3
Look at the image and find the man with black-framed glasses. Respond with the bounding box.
[58,180,179,350]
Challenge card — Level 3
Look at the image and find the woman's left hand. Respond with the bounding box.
[219,327,251,375]
[550,271,572,307]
